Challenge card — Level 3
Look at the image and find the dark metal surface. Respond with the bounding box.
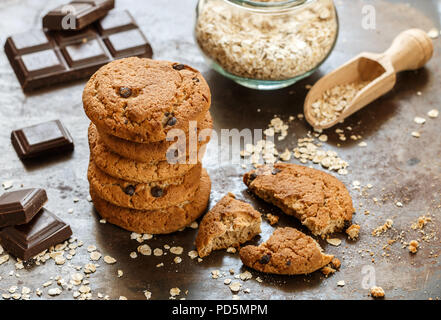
[0,0,440,300]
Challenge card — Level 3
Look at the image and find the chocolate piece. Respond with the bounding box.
[259,254,271,265]
[166,117,177,127]
[151,187,164,198]
[119,87,132,98]
[0,189,48,228]
[4,10,153,92]
[172,63,185,70]
[124,185,135,196]
[11,120,74,160]
[43,0,115,31]
[0,208,72,261]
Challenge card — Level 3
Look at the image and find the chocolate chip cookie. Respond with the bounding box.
[90,169,211,234]
[196,193,262,258]
[87,160,202,210]
[88,123,198,183]
[243,163,354,236]
[83,57,211,143]
[239,227,334,275]
[96,111,212,164]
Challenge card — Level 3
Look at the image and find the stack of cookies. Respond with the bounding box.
[82,57,212,234]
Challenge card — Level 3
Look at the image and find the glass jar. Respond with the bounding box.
[195,0,339,90]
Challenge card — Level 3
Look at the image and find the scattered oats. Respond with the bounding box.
[36,288,42,296]
[174,257,182,264]
[153,248,164,256]
[8,286,17,293]
[279,148,291,161]
[87,245,97,252]
[12,293,21,300]
[224,278,232,285]
[226,247,236,254]
[104,256,117,264]
[240,271,252,281]
[396,201,403,207]
[83,263,97,274]
[211,270,221,279]
[318,134,328,142]
[337,280,345,287]
[48,288,62,296]
[119,296,127,300]
[137,244,152,256]
[170,288,181,297]
[232,295,240,300]
[229,282,242,293]
[73,291,81,298]
[411,131,420,138]
[90,251,101,261]
[256,277,263,283]
[197,258,203,263]
[243,288,251,294]
[164,244,171,250]
[79,285,90,294]
[170,246,183,255]
[229,269,235,275]
[156,263,164,268]
[130,252,138,259]
[0,245,3,255]
[144,290,152,300]
[99,219,106,224]
[188,250,198,259]
[117,270,123,278]
[2,180,13,190]
[408,240,419,254]
[2,293,11,299]
[42,281,52,287]
[326,238,342,246]
[86,195,92,202]
[142,234,153,240]
[427,28,439,39]
[427,109,439,118]
[370,286,385,298]
[15,261,24,269]
[71,273,83,284]
[130,232,141,240]
[358,141,367,147]
[414,117,426,124]
[55,255,66,265]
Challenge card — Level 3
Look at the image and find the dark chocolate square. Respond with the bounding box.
[10,30,51,55]
[97,10,136,35]
[20,49,65,76]
[105,29,148,58]
[0,208,72,261]
[0,189,48,227]
[11,120,74,160]
[63,38,109,67]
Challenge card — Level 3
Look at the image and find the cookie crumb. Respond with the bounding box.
[266,213,279,225]
[408,240,419,254]
[346,224,360,240]
[370,286,385,298]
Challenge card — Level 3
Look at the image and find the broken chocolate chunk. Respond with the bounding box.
[172,63,185,71]
[166,117,177,126]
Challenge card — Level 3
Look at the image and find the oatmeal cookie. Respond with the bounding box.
[88,123,198,183]
[87,160,201,210]
[243,163,354,236]
[97,111,212,164]
[239,227,334,275]
[90,169,211,234]
[196,193,261,258]
[83,57,211,143]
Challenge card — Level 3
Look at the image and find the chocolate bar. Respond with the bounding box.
[0,208,72,261]
[0,189,48,227]
[43,0,115,31]
[11,120,74,159]
[4,10,153,92]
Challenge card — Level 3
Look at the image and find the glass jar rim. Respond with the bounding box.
[225,0,311,9]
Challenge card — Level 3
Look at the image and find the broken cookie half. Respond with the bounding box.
[240,227,334,275]
[243,163,354,236]
[196,193,261,258]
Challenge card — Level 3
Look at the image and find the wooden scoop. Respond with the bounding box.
[304,29,434,130]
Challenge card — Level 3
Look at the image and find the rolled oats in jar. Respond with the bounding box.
[195,0,338,89]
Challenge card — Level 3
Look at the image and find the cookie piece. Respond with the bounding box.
[83,57,211,143]
[90,169,211,234]
[239,227,334,275]
[87,160,201,210]
[88,123,198,183]
[97,111,212,164]
[243,163,354,236]
[195,193,261,258]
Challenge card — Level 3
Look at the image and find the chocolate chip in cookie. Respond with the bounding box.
[124,185,136,196]
[166,117,177,126]
[151,187,164,198]
[172,63,185,71]
[119,87,132,98]
[259,254,271,265]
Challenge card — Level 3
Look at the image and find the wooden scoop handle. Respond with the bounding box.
[383,28,434,73]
